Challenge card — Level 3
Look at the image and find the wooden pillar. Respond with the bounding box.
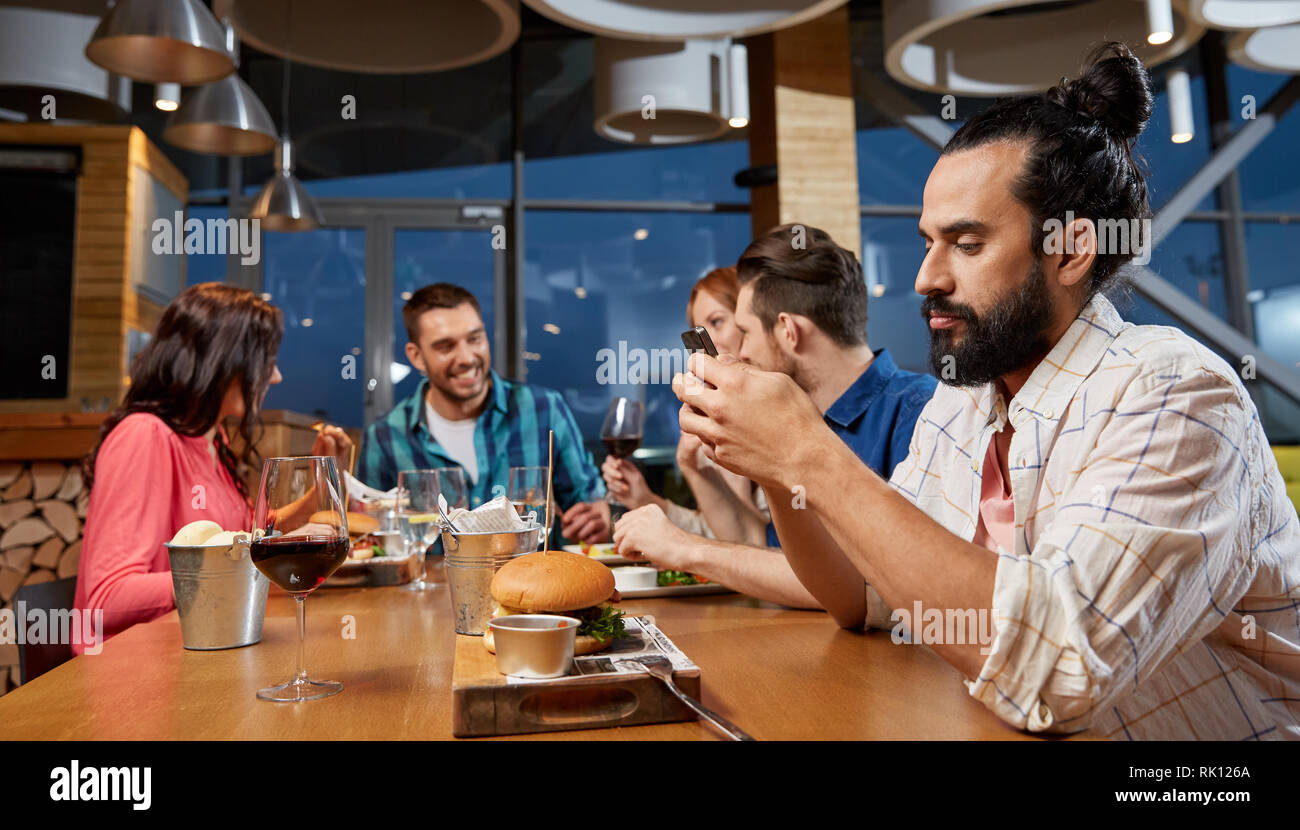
[746,6,861,256]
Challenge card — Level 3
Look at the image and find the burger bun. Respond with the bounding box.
[308,510,379,538]
[490,550,615,611]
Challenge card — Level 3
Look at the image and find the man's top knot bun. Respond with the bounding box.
[1047,41,1153,142]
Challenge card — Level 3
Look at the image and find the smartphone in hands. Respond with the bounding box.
[680,327,718,415]
[680,325,719,356]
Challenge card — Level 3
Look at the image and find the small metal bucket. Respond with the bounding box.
[442,523,542,635]
[166,540,269,650]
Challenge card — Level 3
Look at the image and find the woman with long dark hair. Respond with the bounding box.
[74,283,350,652]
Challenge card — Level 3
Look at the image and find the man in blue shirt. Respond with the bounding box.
[612,224,936,607]
[358,283,610,542]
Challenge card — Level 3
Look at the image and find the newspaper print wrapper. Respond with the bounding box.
[446,495,529,533]
[501,616,697,685]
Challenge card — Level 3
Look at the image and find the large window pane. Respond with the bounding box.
[857,128,939,206]
[183,206,232,287]
[860,217,932,376]
[1247,221,1300,443]
[1147,220,1228,321]
[1137,71,1217,212]
[391,229,497,406]
[523,211,753,449]
[1229,64,1297,213]
[1245,221,1300,296]
[260,228,367,427]
[525,142,750,203]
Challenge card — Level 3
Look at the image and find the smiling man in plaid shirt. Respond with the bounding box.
[671,44,1300,739]
[358,283,609,542]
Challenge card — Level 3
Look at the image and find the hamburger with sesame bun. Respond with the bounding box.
[485,550,626,655]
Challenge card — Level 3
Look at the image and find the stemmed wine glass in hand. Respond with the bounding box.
[601,397,644,526]
[250,456,350,702]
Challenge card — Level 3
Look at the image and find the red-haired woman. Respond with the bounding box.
[74,283,351,653]
[601,267,769,542]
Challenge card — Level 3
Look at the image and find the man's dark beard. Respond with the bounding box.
[923,260,1055,387]
[433,359,487,401]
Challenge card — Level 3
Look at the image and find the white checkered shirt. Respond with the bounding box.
[888,293,1300,740]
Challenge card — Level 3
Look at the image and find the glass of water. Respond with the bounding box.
[508,466,547,549]
[398,468,466,591]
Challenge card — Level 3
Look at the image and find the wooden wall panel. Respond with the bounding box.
[0,125,187,414]
[746,6,862,257]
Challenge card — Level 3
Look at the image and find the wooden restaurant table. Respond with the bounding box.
[0,580,1073,740]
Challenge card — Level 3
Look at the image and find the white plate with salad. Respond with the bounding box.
[616,569,734,599]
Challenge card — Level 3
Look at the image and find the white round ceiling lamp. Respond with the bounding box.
[1227,24,1300,72]
[523,0,848,40]
[0,6,131,122]
[1186,0,1300,29]
[594,38,748,145]
[212,0,520,73]
[883,0,1205,96]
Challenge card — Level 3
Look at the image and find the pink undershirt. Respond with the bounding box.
[972,434,1015,553]
[73,413,250,654]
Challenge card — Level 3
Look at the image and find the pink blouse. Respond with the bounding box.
[74,413,251,654]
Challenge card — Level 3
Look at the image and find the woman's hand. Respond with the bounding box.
[311,425,354,476]
[675,431,707,474]
[601,455,658,510]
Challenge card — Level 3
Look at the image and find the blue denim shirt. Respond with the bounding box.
[764,349,937,547]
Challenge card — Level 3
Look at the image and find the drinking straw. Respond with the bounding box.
[543,430,554,553]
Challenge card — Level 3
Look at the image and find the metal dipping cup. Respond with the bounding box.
[442,522,542,635]
[166,539,269,650]
[488,614,580,678]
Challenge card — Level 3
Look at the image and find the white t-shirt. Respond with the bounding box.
[425,400,479,484]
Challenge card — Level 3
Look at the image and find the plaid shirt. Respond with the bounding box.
[357,371,605,510]
[888,293,1300,740]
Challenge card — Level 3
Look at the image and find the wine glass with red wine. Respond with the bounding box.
[600,397,645,525]
[250,456,350,702]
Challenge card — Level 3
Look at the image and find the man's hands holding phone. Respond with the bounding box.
[672,352,831,491]
[680,326,719,415]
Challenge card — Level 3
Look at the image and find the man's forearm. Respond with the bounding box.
[674,538,823,610]
[779,430,998,677]
[765,491,870,628]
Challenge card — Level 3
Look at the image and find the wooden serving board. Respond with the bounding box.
[451,621,701,738]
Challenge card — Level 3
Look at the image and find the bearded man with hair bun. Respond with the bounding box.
[672,43,1300,740]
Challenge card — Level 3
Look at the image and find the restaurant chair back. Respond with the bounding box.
[14,576,78,686]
